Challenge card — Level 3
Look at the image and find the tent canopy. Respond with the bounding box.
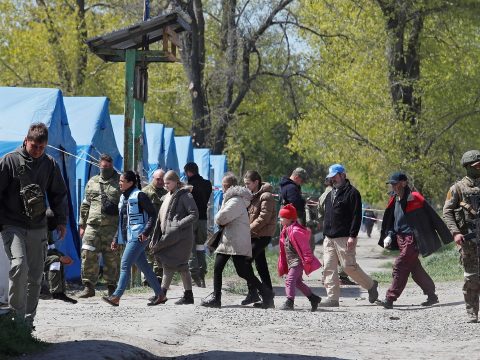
[0,87,81,280]
[64,97,122,203]
[110,114,149,177]
[175,136,193,181]
[145,122,165,179]
[209,155,228,187]
[193,148,211,180]
[163,127,179,174]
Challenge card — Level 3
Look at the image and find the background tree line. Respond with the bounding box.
[0,0,479,206]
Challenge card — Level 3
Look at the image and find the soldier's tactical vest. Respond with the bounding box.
[454,178,480,234]
[117,189,148,244]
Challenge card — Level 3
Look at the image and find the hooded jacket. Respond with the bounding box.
[247,182,277,238]
[379,188,453,257]
[279,176,306,218]
[0,146,67,228]
[215,186,252,257]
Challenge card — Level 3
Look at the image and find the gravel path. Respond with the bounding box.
[18,229,479,360]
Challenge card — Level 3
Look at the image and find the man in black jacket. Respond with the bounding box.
[279,167,307,224]
[185,162,212,287]
[320,163,378,307]
[0,123,68,330]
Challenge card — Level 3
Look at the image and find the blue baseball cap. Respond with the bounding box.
[326,164,345,179]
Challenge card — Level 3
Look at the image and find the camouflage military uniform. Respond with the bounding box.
[79,172,121,288]
[443,176,480,322]
[142,182,167,278]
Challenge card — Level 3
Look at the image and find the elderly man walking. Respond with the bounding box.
[319,164,378,307]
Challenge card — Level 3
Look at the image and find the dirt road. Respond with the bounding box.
[20,230,479,360]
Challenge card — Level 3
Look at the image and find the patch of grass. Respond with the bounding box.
[0,314,48,358]
[372,242,463,284]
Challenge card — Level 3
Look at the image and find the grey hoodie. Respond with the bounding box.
[0,146,68,229]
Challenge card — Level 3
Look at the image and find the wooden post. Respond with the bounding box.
[124,49,136,171]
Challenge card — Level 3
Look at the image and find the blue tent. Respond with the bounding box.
[193,148,211,180]
[209,155,228,230]
[64,97,122,206]
[175,136,193,181]
[0,87,81,280]
[110,115,149,177]
[145,123,165,179]
[163,127,179,174]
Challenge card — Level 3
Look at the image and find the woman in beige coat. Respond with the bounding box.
[201,173,274,309]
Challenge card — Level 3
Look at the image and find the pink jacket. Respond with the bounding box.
[277,221,322,276]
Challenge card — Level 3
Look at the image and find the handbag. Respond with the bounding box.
[205,227,223,252]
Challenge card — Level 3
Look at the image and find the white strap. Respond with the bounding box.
[49,262,61,271]
[81,244,96,251]
[196,244,205,251]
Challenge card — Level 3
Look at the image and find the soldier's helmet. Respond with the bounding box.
[461,150,480,167]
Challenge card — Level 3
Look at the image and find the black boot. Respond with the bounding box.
[259,286,275,309]
[52,292,78,304]
[241,287,261,305]
[279,298,294,311]
[201,293,221,308]
[307,293,321,312]
[175,290,194,305]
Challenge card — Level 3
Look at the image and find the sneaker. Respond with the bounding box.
[201,293,221,308]
[421,295,439,306]
[377,299,393,309]
[307,293,321,312]
[318,299,339,308]
[368,280,379,303]
[241,290,261,306]
[279,298,294,311]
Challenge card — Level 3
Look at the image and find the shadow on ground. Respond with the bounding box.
[273,285,362,299]
[172,351,348,360]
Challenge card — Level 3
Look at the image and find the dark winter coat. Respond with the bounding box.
[150,187,198,270]
[323,180,362,238]
[378,189,453,257]
[279,176,305,220]
[188,174,212,220]
[0,146,68,228]
[247,182,276,238]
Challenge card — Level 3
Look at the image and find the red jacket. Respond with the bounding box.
[278,221,322,276]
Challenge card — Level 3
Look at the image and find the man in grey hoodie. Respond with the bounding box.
[0,123,68,330]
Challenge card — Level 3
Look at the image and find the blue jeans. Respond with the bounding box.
[113,240,162,297]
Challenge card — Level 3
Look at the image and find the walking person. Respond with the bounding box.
[277,204,322,311]
[241,170,276,307]
[201,173,274,308]
[320,163,379,308]
[185,162,212,288]
[443,150,480,322]
[142,169,167,283]
[377,172,452,309]
[150,170,199,305]
[279,168,308,225]
[78,154,121,298]
[102,171,166,306]
[0,123,68,330]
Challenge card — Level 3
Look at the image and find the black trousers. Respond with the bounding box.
[247,236,272,291]
[214,253,264,298]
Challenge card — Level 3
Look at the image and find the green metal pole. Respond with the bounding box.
[124,49,136,171]
[133,98,144,177]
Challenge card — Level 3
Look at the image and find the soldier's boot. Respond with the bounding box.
[78,283,95,298]
[107,285,116,296]
[175,290,194,305]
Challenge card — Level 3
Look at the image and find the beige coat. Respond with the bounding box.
[248,182,276,238]
[215,186,252,257]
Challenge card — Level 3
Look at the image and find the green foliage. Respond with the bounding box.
[0,314,48,357]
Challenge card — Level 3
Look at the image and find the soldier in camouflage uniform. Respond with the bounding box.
[142,169,167,281]
[78,154,121,298]
[443,150,480,323]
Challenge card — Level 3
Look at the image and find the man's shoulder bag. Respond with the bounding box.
[17,156,46,220]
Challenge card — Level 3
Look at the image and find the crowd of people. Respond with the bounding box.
[1,123,480,334]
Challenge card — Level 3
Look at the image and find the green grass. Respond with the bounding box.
[372,242,463,284]
[0,314,48,358]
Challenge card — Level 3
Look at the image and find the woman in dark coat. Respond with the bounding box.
[150,170,199,305]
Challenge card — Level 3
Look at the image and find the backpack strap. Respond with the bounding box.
[16,154,34,189]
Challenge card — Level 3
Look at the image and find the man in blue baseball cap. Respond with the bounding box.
[319,164,379,307]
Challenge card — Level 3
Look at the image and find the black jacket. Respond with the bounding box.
[279,176,306,217]
[379,189,453,257]
[323,180,362,238]
[188,174,212,220]
[0,146,68,229]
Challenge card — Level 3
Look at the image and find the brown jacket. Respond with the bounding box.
[248,182,277,238]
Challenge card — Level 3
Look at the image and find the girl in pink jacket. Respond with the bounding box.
[278,204,322,311]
